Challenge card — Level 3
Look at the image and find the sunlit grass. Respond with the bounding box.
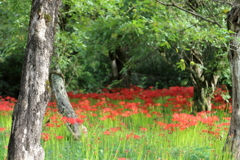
[0,86,233,160]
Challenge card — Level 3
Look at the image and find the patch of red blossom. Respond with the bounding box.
[55,135,64,140]
[41,133,50,141]
[0,99,15,112]
[0,128,6,132]
[62,117,84,124]
[157,112,224,132]
[118,158,129,160]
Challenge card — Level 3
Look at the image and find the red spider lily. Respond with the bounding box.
[223,117,231,121]
[103,130,111,135]
[202,130,220,136]
[141,110,148,114]
[110,127,121,132]
[46,123,55,127]
[172,113,199,130]
[55,136,64,140]
[217,122,230,128]
[118,158,129,160]
[121,111,132,117]
[133,135,141,139]
[126,133,141,140]
[91,113,98,116]
[140,127,148,131]
[200,116,219,126]
[62,117,84,124]
[47,102,57,107]
[145,113,152,117]
[119,101,125,105]
[0,100,14,112]
[0,127,6,132]
[41,133,50,141]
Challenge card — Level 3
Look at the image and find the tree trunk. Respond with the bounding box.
[109,46,131,88]
[7,0,61,160]
[190,49,219,112]
[50,66,87,139]
[224,3,240,158]
[192,86,212,112]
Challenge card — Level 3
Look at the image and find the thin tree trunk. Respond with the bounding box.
[224,2,240,158]
[50,66,87,139]
[109,47,131,88]
[109,52,119,81]
[7,0,61,160]
[116,47,131,88]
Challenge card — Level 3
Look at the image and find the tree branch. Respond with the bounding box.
[156,0,224,28]
[212,0,232,6]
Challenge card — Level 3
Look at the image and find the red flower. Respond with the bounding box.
[0,127,6,132]
[62,117,84,124]
[133,135,141,139]
[110,127,120,132]
[46,123,55,127]
[41,133,50,141]
[103,130,111,135]
[56,136,64,140]
[140,127,148,131]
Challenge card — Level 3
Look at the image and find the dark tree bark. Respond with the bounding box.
[7,0,61,160]
[109,46,131,88]
[224,1,240,158]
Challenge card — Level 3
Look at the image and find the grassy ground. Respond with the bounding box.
[0,86,232,160]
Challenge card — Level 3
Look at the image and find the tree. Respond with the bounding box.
[7,0,61,159]
[64,0,164,88]
[157,0,230,112]
[224,0,240,158]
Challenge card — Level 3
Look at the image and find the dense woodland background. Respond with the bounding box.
[0,0,232,98]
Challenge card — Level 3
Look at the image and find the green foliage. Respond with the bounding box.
[0,0,30,97]
[62,53,111,93]
[0,0,30,55]
[132,54,190,88]
[0,0,233,95]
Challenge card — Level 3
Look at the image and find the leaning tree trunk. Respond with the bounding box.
[50,66,87,139]
[224,2,240,158]
[7,0,61,160]
[190,49,219,112]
